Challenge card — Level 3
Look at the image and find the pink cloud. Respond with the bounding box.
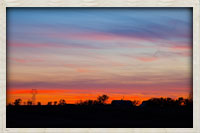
[136,57,158,62]
[9,42,50,48]
[180,51,192,56]
[170,45,191,50]
[159,40,192,50]
[62,64,97,73]
[63,63,94,68]
[76,68,96,73]
[69,33,116,41]
[10,58,27,63]
[44,32,156,48]
[47,32,116,41]
[10,33,191,51]
[10,57,44,63]
[48,32,192,51]
[122,54,159,62]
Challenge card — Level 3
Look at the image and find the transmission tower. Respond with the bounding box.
[31,89,37,105]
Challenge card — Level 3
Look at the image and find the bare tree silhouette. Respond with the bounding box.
[97,94,109,104]
[59,99,66,105]
[14,99,22,106]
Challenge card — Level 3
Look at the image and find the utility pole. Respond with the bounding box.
[31,89,37,105]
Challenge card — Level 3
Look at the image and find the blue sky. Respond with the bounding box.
[7,8,193,104]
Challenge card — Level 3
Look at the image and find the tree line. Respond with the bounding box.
[8,94,192,107]
[10,94,110,106]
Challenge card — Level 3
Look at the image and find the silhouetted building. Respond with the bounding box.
[111,100,132,106]
[140,101,148,107]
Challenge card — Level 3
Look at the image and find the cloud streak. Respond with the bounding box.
[7,8,192,103]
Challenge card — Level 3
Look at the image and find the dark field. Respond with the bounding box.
[7,104,193,128]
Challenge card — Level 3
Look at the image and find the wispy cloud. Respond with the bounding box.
[136,57,158,62]
[7,8,192,102]
[10,57,44,63]
[8,42,102,49]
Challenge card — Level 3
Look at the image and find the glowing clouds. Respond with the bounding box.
[7,8,192,104]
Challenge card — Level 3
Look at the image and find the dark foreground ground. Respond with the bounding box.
[7,105,193,128]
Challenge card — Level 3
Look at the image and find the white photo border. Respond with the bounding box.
[0,0,200,132]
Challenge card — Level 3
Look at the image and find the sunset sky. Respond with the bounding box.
[7,8,192,105]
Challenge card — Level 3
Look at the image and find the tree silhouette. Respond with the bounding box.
[59,99,66,105]
[54,101,57,105]
[37,102,41,106]
[8,103,12,106]
[184,98,193,107]
[47,102,52,106]
[27,100,32,106]
[77,99,100,105]
[97,94,109,104]
[143,97,174,108]
[14,99,22,106]
[177,97,184,106]
[166,98,172,102]
[86,100,93,105]
[132,100,139,106]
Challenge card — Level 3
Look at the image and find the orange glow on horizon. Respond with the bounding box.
[7,88,190,105]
